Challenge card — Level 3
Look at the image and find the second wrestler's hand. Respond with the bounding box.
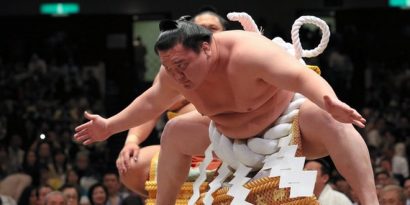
[74,111,111,145]
[323,95,366,128]
[116,143,140,174]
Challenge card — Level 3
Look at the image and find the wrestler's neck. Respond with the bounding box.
[208,36,228,74]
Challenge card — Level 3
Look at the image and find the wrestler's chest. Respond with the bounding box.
[184,82,274,116]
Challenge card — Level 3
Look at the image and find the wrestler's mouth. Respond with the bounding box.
[182,81,193,89]
[180,80,191,86]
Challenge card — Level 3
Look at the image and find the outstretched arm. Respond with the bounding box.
[74,68,181,145]
[240,33,365,127]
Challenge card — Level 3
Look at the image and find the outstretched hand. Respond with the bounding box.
[116,143,140,174]
[323,95,366,128]
[74,111,111,145]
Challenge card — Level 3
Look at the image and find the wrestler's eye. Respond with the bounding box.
[176,62,188,71]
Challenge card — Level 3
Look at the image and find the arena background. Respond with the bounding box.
[0,0,409,204]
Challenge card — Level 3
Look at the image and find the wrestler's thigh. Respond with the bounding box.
[299,100,344,159]
[161,110,211,156]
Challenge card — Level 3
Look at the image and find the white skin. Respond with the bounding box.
[74,29,377,205]
[114,13,224,198]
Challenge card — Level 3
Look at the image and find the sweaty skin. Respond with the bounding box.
[75,30,376,205]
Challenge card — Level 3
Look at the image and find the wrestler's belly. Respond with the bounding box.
[211,93,293,139]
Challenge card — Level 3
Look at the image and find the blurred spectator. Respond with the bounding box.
[304,159,352,205]
[327,45,354,95]
[36,185,52,205]
[44,191,66,205]
[334,174,353,201]
[0,173,32,202]
[73,152,98,192]
[63,169,85,195]
[36,141,54,170]
[7,134,25,173]
[392,143,409,185]
[18,186,37,205]
[121,192,144,205]
[403,178,410,205]
[48,150,70,190]
[87,183,108,205]
[380,185,406,205]
[102,171,129,205]
[60,185,80,205]
[22,150,40,186]
[376,170,397,187]
[0,144,12,179]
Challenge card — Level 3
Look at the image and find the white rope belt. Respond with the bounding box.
[189,93,304,205]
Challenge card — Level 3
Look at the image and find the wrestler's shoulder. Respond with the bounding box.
[217,31,272,50]
[216,30,262,39]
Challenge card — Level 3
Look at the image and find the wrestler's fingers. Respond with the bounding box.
[83,138,94,145]
[349,109,366,123]
[120,157,128,173]
[75,121,91,132]
[352,119,365,128]
[74,133,89,142]
[116,159,125,174]
[121,150,130,169]
[84,111,99,120]
[73,128,88,139]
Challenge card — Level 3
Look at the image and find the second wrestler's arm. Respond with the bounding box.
[125,120,158,145]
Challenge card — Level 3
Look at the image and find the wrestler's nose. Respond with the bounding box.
[174,71,185,81]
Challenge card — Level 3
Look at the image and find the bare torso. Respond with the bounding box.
[159,31,293,139]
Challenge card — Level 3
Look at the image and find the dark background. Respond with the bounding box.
[1,0,409,169]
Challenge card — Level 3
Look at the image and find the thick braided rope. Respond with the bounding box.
[204,93,305,205]
[210,93,305,170]
[226,12,261,34]
[291,16,330,59]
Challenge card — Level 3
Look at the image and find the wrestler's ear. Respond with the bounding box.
[201,42,211,57]
[322,173,330,184]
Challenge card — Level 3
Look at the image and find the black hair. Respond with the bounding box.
[306,158,331,176]
[154,19,212,54]
[103,169,120,180]
[18,185,36,205]
[193,9,228,30]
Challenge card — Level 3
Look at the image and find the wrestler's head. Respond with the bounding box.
[192,11,227,33]
[155,20,212,54]
[155,20,213,89]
